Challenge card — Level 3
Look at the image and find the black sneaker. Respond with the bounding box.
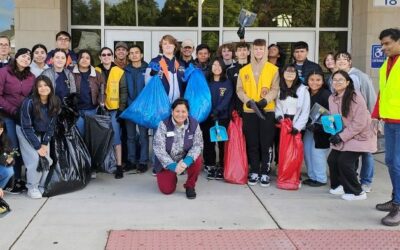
[308,181,327,187]
[185,187,196,199]
[376,200,395,212]
[248,173,259,186]
[302,179,316,186]
[137,164,148,173]
[5,179,26,194]
[215,168,224,180]
[114,167,124,179]
[124,162,137,172]
[207,168,216,180]
[260,175,270,187]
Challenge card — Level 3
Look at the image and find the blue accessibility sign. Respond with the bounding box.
[371,44,386,68]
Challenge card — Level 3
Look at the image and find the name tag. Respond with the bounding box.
[166,131,175,137]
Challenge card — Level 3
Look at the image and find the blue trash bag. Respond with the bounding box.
[183,63,211,123]
[120,75,171,129]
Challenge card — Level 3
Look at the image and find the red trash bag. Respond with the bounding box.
[277,118,304,190]
[224,111,248,184]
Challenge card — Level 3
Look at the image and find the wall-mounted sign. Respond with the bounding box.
[371,44,386,68]
[374,0,400,7]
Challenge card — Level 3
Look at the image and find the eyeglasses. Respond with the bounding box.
[284,70,296,73]
[332,79,346,84]
[101,53,112,57]
[57,37,70,42]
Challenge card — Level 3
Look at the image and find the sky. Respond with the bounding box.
[0,0,15,32]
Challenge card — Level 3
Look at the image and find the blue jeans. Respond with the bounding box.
[109,110,121,146]
[303,131,329,183]
[360,152,374,185]
[4,117,23,179]
[126,120,149,164]
[0,165,14,188]
[76,108,97,137]
[384,123,400,204]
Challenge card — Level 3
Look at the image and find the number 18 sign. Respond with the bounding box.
[374,0,400,6]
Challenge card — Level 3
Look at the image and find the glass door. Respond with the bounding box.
[151,31,198,59]
[104,30,152,62]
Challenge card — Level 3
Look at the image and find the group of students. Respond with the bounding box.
[0,27,399,227]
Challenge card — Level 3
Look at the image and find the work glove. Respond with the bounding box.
[36,156,50,172]
[0,198,11,213]
[211,110,219,121]
[276,116,283,123]
[290,128,299,135]
[329,134,342,145]
[246,100,265,120]
[237,26,245,39]
[256,99,268,110]
[306,123,315,132]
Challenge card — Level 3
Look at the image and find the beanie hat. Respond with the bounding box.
[15,48,31,59]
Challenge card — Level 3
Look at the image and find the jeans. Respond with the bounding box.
[360,152,374,185]
[76,108,97,137]
[109,110,121,146]
[384,123,400,204]
[0,165,14,188]
[4,117,23,179]
[303,131,328,183]
[125,120,149,164]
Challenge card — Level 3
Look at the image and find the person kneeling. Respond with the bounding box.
[153,98,203,199]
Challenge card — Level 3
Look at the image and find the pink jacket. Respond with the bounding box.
[328,91,377,153]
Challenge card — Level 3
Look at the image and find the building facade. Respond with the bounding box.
[2,0,399,84]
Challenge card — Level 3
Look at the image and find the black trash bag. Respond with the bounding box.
[36,156,50,172]
[84,107,114,172]
[99,144,117,174]
[57,93,80,134]
[0,197,11,215]
[43,126,92,197]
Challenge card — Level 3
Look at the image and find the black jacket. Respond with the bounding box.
[298,59,323,85]
[309,88,331,149]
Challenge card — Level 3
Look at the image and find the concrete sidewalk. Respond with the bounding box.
[1,153,399,250]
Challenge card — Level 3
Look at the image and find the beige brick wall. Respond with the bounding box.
[14,0,68,51]
[352,0,400,90]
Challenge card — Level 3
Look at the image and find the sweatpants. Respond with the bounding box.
[16,126,53,191]
[157,157,202,195]
[200,118,229,169]
[328,149,362,195]
[243,112,275,175]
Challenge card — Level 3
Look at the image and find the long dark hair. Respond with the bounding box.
[279,64,301,100]
[306,70,329,91]
[208,58,227,82]
[332,70,356,118]
[32,75,61,118]
[77,49,93,68]
[9,58,31,81]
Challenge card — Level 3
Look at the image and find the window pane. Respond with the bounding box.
[202,0,219,27]
[202,31,219,57]
[320,0,349,27]
[105,0,136,26]
[139,0,198,26]
[71,0,100,25]
[71,29,101,65]
[0,0,15,53]
[319,31,348,65]
[223,0,316,27]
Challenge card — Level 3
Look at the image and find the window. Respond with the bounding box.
[71,0,100,25]
[319,31,348,65]
[105,0,136,26]
[202,31,219,57]
[71,29,101,65]
[202,0,220,27]
[223,0,316,27]
[320,0,349,27]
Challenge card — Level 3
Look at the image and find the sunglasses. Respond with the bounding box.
[101,53,112,57]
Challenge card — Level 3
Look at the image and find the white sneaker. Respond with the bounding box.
[361,184,372,193]
[329,185,345,195]
[341,191,367,201]
[28,188,42,199]
[91,172,97,179]
[259,175,270,187]
[248,173,259,186]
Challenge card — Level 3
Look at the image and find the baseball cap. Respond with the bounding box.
[115,41,128,50]
[181,39,194,48]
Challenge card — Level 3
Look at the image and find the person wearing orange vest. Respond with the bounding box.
[145,35,185,104]
[372,28,400,226]
[237,39,279,187]
[46,31,77,69]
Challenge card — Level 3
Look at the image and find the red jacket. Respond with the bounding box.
[0,66,35,116]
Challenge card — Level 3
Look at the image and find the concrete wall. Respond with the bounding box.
[351,0,400,89]
[14,0,67,51]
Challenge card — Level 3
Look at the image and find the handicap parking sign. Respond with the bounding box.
[371,44,386,68]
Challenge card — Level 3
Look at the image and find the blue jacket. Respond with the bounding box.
[124,62,148,106]
[209,79,233,120]
[20,98,56,150]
